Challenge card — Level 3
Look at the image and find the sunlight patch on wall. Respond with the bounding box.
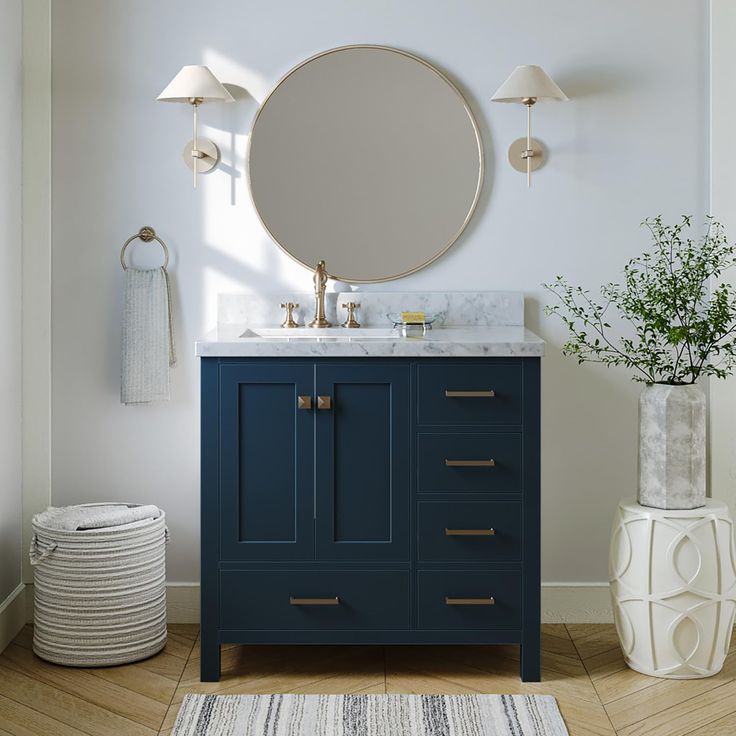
[203,265,244,328]
[198,49,309,325]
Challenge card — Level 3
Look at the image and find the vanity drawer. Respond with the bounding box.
[219,570,409,630]
[417,433,522,493]
[417,364,522,426]
[417,501,522,561]
[417,570,522,630]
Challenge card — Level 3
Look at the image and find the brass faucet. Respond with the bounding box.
[308,260,332,328]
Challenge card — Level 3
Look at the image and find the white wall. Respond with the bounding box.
[49,0,708,588]
[0,0,23,602]
[710,1,736,515]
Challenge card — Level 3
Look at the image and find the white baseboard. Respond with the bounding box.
[542,583,612,623]
[21,582,612,627]
[0,584,27,653]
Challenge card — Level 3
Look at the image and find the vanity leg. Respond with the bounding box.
[520,634,541,682]
[200,633,221,682]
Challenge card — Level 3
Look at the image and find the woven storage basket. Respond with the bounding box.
[30,503,167,667]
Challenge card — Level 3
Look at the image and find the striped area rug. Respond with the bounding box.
[172,693,569,735]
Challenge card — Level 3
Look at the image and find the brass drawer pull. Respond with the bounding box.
[445,459,495,467]
[445,390,495,398]
[297,395,312,410]
[445,528,496,536]
[317,396,332,410]
[445,596,495,606]
[289,596,340,606]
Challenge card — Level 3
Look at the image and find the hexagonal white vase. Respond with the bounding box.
[638,383,706,510]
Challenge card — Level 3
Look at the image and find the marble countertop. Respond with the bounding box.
[195,325,545,358]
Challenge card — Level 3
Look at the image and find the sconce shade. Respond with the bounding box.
[157,65,234,103]
[491,65,567,103]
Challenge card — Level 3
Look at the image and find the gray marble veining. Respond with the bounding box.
[333,291,524,327]
[638,383,706,509]
[195,325,544,358]
[217,291,523,328]
[203,291,541,358]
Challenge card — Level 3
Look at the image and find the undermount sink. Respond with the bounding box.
[240,327,400,339]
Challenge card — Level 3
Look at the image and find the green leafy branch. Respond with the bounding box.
[544,216,736,384]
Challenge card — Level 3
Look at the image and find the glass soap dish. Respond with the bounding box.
[387,312,446,336]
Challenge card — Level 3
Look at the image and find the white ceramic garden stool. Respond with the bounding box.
[609,498,736,678]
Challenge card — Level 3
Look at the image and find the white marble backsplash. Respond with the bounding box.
[337,292,523,327]
[218,293,339,328]
[218,291,523,328]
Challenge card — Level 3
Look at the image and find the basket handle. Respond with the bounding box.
[29,534,58,566]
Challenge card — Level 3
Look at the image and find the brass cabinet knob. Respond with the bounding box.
[317,395,332,410]
[297,395,312,410]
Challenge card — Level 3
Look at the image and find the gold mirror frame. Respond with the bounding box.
[246,45,484,284]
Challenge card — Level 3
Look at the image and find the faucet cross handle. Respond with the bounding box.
[341,302,361,329]
[280,302,299,328]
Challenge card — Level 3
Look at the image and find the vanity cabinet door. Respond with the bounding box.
[315,364,409,561]
[219,364,314,561]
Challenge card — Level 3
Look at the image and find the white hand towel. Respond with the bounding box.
[121,267,176,404]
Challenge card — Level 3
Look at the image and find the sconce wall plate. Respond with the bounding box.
[182,139,219,173]
[508,137,545,173]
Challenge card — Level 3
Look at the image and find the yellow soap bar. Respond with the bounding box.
[401,311,425,324]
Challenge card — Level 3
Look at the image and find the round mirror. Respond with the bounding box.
[248,45,483,283]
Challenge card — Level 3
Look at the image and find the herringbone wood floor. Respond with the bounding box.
[0,624,735,735]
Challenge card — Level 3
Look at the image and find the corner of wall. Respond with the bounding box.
[21,0,52,584]
[709,0,736,516]
[0,585,26,654]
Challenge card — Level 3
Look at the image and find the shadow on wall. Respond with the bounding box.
[552,62,642,100]
[216,83,257,207]
[536,61,641,173]
[196,52,311,328]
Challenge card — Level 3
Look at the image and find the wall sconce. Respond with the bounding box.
[157,65,234,187]
[491,65,567,187]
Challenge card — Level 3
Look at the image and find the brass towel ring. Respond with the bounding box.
[120,226,169,271]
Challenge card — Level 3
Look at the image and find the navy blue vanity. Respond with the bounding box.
[199,350,541,682]
[195,41,544,685]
